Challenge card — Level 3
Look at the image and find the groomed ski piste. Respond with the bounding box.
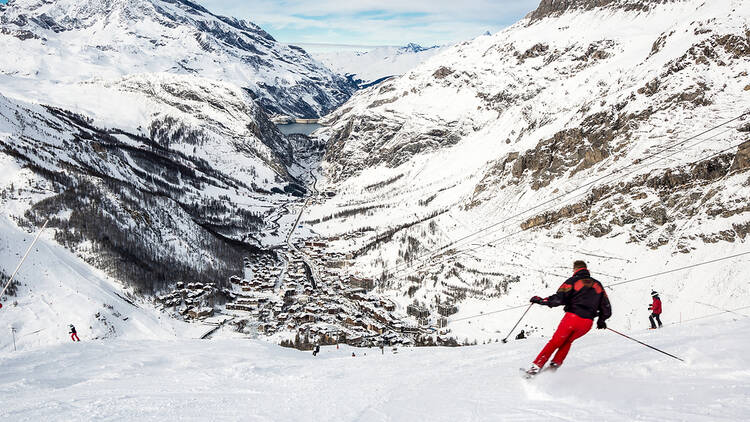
[1,313,749,420]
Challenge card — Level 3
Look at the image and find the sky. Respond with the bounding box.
[199,0,541,47]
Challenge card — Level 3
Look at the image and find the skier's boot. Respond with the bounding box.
[548,362,560,372]
[524,364,541,377]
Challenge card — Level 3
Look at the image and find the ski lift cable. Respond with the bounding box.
[393,134,750,281]
[398,123,740,273]
[0,220,49,302]
[669,305,750,326]
[448,125,738,255]
[447,251,750,324]
[693,301,750,318]
[383,112,748,275]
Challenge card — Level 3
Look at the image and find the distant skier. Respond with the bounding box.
[649,291,663,329]
[515,329,526,340]
[69,324,80,342]
[312,345,320,356]
[525,260,611,376]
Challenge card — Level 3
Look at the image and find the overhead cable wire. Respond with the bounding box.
[447,251,750,324]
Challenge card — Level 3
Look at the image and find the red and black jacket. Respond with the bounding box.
[650,297,662,315]
[543,268,612,321]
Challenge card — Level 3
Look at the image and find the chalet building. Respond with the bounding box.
[400,325,420,334]
[188,307,214,319]
[349,276,375,291]
[407,304,429,318]
[380,300,396,312]
[438,317,448,328]
[437,303,458,317]
[226,304,253,312]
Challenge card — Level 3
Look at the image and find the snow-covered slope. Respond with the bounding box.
[1,315,748,420]
[299,43,445,88]
[0,213,202,351]
[0,0,351,337]
[305,0,750,339]
[0,0,354,118]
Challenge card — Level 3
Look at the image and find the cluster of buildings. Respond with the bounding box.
[155,234,460,347]
[220,235,459,346]
[156,281,217,320]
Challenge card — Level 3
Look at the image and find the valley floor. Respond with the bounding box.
[0,314,748,421]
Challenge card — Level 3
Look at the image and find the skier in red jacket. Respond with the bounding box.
[649,291,663,329]
[69,324,80,342]
[525,260,611,376]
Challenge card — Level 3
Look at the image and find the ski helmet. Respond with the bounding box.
[651,291,658,297]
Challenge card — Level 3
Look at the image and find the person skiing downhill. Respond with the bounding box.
[649,291,663,329]
[525,260,611,376]
[69,324,80,342]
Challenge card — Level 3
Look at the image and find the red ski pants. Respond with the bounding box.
[71,333,80,342]
[534,312,592,367]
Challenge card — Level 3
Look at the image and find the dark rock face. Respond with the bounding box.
[506,108,652,190]
[730,141,750,172]
[520,146,750,247]
[433,67,455,79]
[527,0,675,21]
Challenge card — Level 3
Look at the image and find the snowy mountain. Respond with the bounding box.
[299,42,445,88]
[305,0,750,339]
[0,0,355,118]
[0,0,349,345]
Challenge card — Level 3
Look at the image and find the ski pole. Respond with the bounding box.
[0,220,48,304]
[607,327,684,362]
[502,303,533,343]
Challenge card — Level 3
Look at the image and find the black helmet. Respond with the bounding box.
[651,291,658,297]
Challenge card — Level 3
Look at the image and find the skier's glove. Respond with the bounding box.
[530,296,543,304]
[596,319,607,329]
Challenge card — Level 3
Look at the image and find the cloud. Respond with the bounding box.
[198,0,540,46]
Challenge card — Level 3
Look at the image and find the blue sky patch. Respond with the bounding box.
[200,0,539,46]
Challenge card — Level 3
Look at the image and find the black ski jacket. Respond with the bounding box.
[544,269,612,321]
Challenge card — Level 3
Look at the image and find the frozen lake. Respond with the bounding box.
[277,123,322,136]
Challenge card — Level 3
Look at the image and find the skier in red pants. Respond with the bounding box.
[648,291,663,329]
[525,260,611,376]
[69,324,80,342]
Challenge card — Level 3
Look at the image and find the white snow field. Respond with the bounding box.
[297,43,444,87]
[1,314,749,421]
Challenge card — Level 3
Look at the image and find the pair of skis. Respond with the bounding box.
[519,366,557,380]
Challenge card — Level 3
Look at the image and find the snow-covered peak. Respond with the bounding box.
[0,0,354,117]
[399,43,440,54]
[302,42,446,89]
